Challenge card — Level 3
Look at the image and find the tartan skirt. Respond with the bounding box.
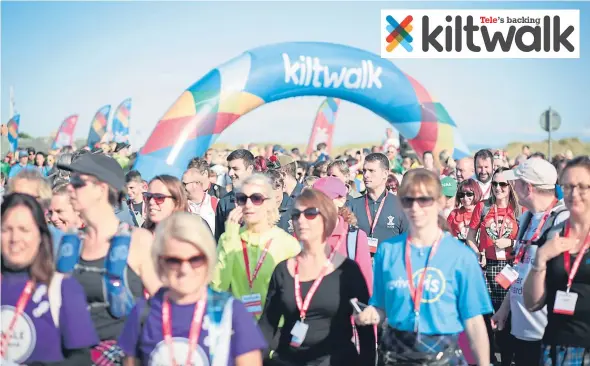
[484,259,511,309]
[541,344,590,366]
[378,326,467,366]
[90,340,124,366]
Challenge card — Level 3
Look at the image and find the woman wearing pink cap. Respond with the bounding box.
[312,176,373,292]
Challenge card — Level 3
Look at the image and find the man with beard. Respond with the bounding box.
[214,149,254,241]
[474,149,494,200]
[456,157,475,183]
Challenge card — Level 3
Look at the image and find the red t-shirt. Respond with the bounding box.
[469,201,519,260]
[447,207,474,241]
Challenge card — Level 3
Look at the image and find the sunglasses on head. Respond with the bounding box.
[235,193,267,206]
[492,181,510,188]
[143,192,173,205]
[400,196,435,209]
[159,255,207,269]
[456,191,475,199]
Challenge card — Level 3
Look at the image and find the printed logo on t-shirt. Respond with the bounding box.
[387,267,446,303]
[148,337,209,366]
[485,217,514,241]
[0,306,37,363]
[387,216,395,229]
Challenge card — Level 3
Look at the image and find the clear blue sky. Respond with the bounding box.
[2,1,589,150]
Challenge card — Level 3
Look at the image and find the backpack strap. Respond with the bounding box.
[347,226,359,261]
[48,272,64,327]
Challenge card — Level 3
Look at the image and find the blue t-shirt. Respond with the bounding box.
[370,232,493,335]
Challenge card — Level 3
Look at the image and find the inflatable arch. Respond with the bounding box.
[134,42,470,180]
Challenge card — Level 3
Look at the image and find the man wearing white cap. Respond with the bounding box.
[491,158,569,366]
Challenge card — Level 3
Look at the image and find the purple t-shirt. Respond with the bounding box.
[1,271,99,363]
[117,288,267,365]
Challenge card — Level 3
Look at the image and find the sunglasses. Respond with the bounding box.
[291,207,320,220]
[456,191,475,199]
[400,196,435,208]
[235,193,267,206]
[491,181,510,188]
[143,192,173,205]
[159,255,207,269]
[69,175,87,189]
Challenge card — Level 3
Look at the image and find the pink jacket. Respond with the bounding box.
[327,216,373,295]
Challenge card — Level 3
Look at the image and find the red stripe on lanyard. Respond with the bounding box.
[365,192,388,236]
[242,239,273,290]
[162,289,207,366]
[563,221,590,291]
[405,232,443,333]
[0,280,35,357]
[513,198,558,266]
[294,249,338,321]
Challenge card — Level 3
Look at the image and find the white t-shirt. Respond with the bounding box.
[477,180,492,200]
[510,205,569,341]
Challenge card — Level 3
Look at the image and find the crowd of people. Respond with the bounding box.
[1,128,589,366]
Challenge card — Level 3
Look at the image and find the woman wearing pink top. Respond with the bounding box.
[312,176,373,293]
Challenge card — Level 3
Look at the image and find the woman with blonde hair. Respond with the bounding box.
[356,168,492,365]
[212,174,300,320]
[118,212,267,365]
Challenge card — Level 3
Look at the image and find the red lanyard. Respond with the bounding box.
[0,280,35,357]
[513,199,558,265]
[162,290,207,366]
[405,232,442,332]
[242,239,273,289]
[365,192,388,236]
[563,222,590,291]
[294,250,337,321]
[493,205,508,239]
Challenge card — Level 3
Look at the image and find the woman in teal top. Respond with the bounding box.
[355,168,493,366]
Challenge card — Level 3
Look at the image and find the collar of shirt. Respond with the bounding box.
[239,226,277,246]
[366,189,387,204]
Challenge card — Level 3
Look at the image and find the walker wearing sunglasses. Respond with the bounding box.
[447,179,484,243]
[118,212,267,366]
[259,189,375,366]
[212,174,300,321]
[355,169,492,366]
[143,175,189,232]
[53,153,161,365]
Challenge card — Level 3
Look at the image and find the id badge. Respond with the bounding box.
[241,293,262,316]
[495,247,506,260]
[554,290,578,316]
[290,320,309,348]
[368,237,379,254]
[495,264,519,289]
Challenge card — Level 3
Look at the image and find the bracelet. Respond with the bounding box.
[531,264,547,272]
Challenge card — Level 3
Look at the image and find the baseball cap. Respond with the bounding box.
[313,176,347,199]
[57,153,126,191]
[440,176,458,197]
[277,154,296,167]
[502,158,557,189]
